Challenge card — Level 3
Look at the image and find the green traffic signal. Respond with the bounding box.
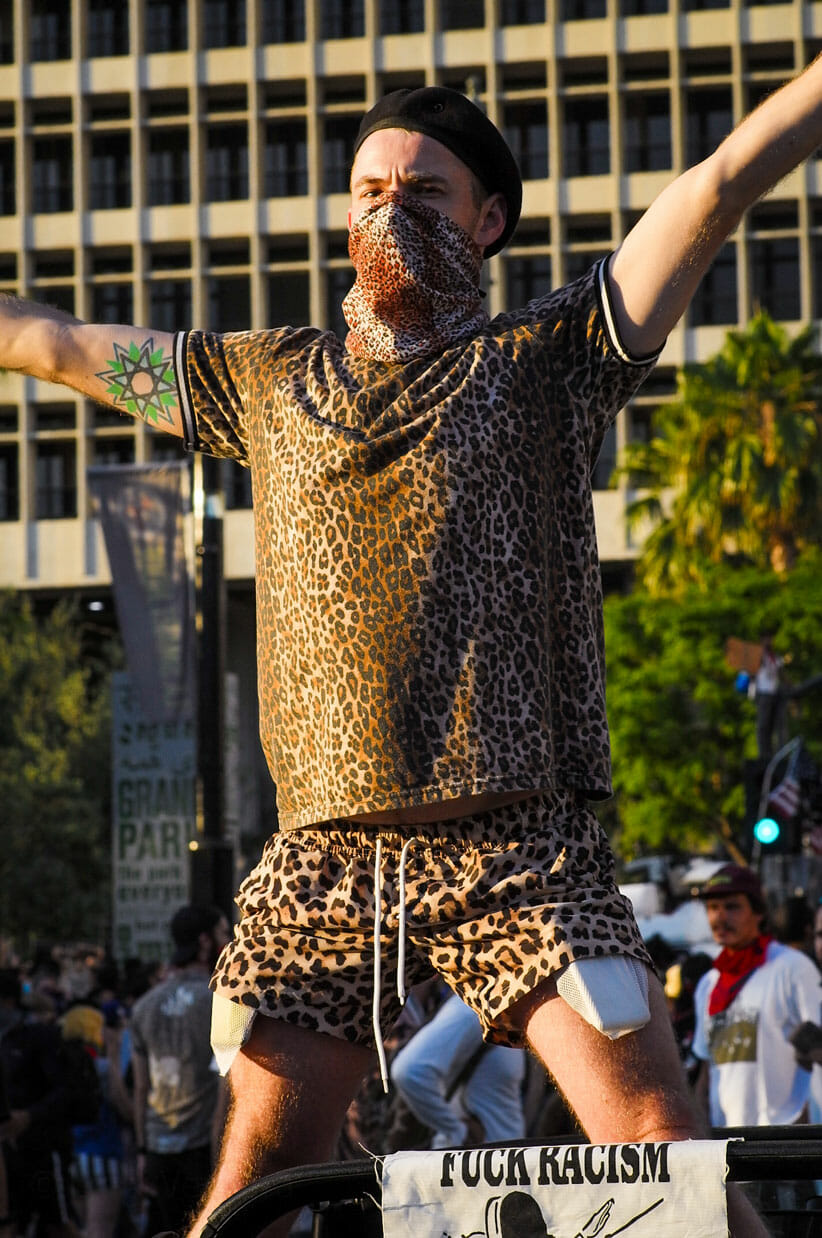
[753,816,781,846]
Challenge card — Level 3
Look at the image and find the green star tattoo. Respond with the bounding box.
[97,338,178,426]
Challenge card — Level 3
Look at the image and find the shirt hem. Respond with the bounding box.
[276,772,612,831]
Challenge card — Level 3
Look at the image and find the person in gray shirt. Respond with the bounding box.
[130,906,229,1235]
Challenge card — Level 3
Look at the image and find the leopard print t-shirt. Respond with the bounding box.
[176,258,658,829]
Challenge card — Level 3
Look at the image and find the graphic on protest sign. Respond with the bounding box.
[381,1141,729,1238]
[112,672,196,961]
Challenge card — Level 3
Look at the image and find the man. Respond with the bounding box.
[693,865,820,1127]
[130,906,230,1235]
[790,899,822,1124]
[0,971,78,1237]
[5,64,822,1236]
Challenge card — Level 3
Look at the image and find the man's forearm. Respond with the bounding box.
[0,294,184,436]
[0,293,79,382]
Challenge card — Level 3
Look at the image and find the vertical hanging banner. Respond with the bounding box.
[381,1141,730,1238]
[111,672,197,961]
[88,461,195,725]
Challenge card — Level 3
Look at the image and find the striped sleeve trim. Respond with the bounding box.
[174,330,198,452]
[596,256,663,368]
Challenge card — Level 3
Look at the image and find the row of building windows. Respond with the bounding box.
[0,209,817,524]
[0,81,809,213]
[2,209,815,330]
[2,0,806,65]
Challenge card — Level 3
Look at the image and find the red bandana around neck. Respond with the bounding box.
[343,192,488,363]
[708,934,772,1015]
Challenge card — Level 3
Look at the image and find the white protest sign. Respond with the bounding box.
[111,672,196,961]
[382,1141,729,1238]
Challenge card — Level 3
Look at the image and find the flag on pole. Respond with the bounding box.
[767,772,801,820]
[88,461,195,725]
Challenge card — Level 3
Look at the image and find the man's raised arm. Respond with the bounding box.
[609,53,822,357]
[0,294,183,437]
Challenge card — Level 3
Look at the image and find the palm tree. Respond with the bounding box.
[618,312,822,592]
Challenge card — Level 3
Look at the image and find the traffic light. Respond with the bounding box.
[752,815,781,847]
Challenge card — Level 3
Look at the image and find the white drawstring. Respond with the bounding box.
[373,836,389,1092]
[396,838,415,1006]
[372,835,419,1093]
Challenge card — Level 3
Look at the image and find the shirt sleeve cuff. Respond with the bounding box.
[596,256,664,367]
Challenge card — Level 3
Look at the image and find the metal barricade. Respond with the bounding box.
[201,1129,822,1238]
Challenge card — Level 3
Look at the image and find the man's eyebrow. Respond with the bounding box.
[351,170,449,191]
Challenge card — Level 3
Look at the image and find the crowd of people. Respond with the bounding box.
[2,873,820,1237]
[0,905,228,1238]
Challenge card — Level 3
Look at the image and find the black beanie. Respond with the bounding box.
[354,87,522,257]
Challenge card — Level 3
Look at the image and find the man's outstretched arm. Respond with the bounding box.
[0,294,183,436]
[609,53,822,357]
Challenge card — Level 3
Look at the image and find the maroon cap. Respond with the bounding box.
[698,863,764,904]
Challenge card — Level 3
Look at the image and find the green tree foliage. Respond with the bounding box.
[618,312,822,592]
[0,593,113,951]
[604,554,822,858]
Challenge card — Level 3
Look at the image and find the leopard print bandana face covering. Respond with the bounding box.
[343,192,489,363]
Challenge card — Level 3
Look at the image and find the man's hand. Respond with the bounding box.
[790,1020,822,1069]
[0,1109,31,1142]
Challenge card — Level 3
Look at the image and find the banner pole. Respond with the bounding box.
[192,452,233,915]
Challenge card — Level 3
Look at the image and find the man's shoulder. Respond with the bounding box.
[764,940,819,979]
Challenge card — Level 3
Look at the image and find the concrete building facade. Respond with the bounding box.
[1,0,820,829]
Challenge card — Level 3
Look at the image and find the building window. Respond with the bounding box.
[688,243,737,326]
[87,0,130,57]
[205,125,249,201]
[686,88,733,165]
[262,0,305,41]
[812,237,822,319]
[33,285,75,315]
[93,437,135,466]
[149,279,192,332]
[0,443,18,521]
[89,133,132,209]
[749,238,801,320]
[620,0,667,12]
[203,0,246,48]
[683,0,729,9]
[36,441,77,519]
[503,102,548,181]
[592,423,617,489]
[500,0,544,20]
[145,0,188,52]
[149,435,187,462]
[323,116,360,193]
[208,275,250,331]
[264,121,308,197]
[30,0,71,60]
[32,137,73,213]
[560,0,605,16]
[267,270,310,327]
[0,0,14,63]
[223,459,252,509]
[379,0,424,33]
[91,282,134,323]
[624,92,671,173]
[320,1,364,39]
[0,140,14,215]
[326,267,355,338]
[440,0,485,28]
[505,255,552,308]
[563,98,610,177]
[147,129,190,205]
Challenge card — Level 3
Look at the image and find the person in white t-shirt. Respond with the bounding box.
[790,901,822,1122]
[693,865,820,1128]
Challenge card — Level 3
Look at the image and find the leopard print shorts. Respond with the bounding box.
[211,788,651,1049]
